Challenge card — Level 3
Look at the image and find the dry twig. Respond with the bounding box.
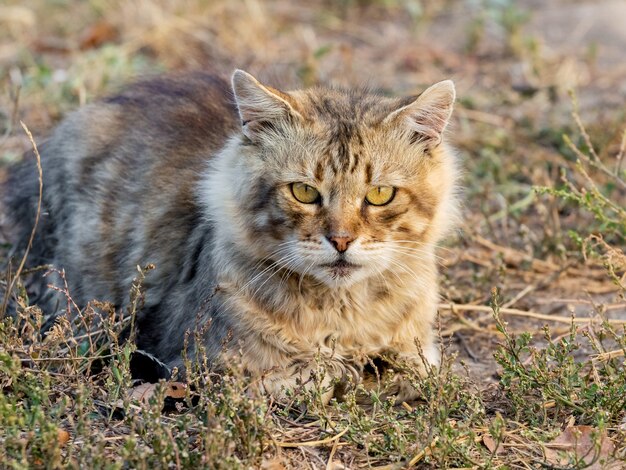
[439,303,626,325]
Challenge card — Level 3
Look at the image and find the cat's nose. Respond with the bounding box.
[326,235,355,253]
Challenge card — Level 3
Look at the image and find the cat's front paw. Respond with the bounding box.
[254,362,344,405]
[356,353,438,405]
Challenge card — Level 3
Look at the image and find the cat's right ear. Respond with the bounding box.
[384,80,456,148]
[231,70,301,142]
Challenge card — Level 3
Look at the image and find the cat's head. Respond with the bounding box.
[206,70,459,288]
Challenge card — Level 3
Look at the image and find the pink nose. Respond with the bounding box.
[327,235,355,253]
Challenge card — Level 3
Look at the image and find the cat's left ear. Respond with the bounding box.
[385,80,456,148]
[231,70,302,141]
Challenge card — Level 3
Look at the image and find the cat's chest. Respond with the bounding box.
[293,287,410,356]
[225,278,418,358]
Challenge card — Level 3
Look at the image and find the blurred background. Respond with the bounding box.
[1,0,625,377]
[2,1,625,133]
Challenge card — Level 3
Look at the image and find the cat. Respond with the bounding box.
[5,69,459,401]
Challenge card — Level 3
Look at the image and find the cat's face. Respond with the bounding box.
[219,71,457,288]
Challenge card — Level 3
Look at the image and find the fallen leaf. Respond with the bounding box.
[544,425,618,470]
[482,433,499,454]
[165,382,186,399]
[129,381,187,405]
[57,429,70,446]
[129,382,157,404]
[79,21,118,50]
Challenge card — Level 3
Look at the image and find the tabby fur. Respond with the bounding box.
[6,70,459,401]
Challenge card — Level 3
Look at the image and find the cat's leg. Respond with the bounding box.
[241,350,349,404]
[388,344,440,403]
[257,362,338,404]
[361,315,440,404]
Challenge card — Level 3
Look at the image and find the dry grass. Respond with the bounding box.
[1,0,626,468]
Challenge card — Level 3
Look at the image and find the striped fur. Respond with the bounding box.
[6,70,459,401]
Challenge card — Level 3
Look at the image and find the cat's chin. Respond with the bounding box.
[318,275,361,289]
[310,261,368,288]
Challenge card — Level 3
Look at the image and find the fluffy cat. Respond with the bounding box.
[6,70,459,401]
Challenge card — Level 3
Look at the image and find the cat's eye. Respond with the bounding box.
[291,183,320,204]
[365,186,395,206]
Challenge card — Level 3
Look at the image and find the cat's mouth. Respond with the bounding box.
[321,259,361,278]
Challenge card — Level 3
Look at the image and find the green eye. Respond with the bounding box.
[365,186,395,206]
[291,183,320,204]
